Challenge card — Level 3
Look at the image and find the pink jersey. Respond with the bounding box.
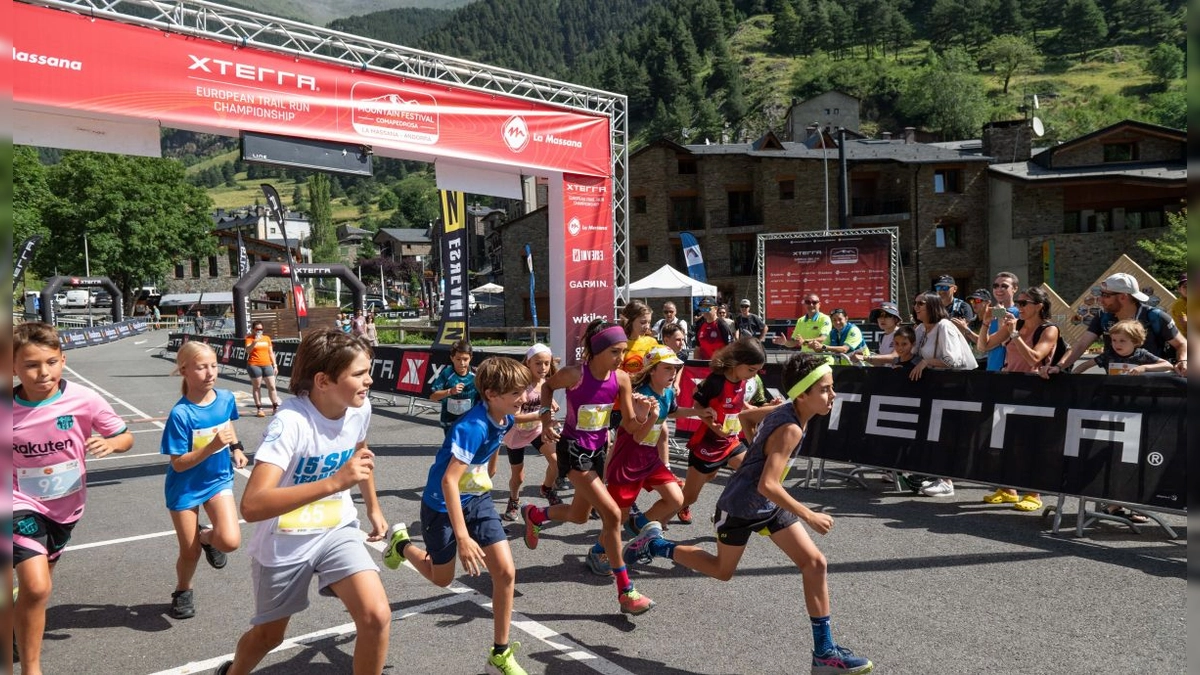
[13,381,127,524]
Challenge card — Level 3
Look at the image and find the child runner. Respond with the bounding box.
[13,323,134,675]
[520,320,657,615]
[161,341,248,619]
[500,344,561,521]
[624,353,874,674]
[244,321,282,417]
[609,346,712,538]
[217,328,390,675]
[429,339,478,435]
[382,357,533,675]
[676,338,766,524]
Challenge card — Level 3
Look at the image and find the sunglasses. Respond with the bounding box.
[993,283,1011,289]
[1015,299,1039,307]
[935,285,951,292]
[913,300,928,307]
[1099,291,1118,298]
[805,300,820,305]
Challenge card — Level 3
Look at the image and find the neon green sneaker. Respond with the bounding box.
[485,641,528,675]
[383,523,409,570]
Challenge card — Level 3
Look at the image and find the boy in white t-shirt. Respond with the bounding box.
[217,329,389,675]
[13,323,134,674]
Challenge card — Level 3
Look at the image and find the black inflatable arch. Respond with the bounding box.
[233,262,365,338]
[39,276,124,325]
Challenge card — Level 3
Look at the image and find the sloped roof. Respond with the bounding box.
[681,137,990,164]
[376,227,432,244]
[1032,119,1184,169]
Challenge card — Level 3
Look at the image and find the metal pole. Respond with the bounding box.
[84,231,91,277]
[820,125,830,234]
[837,127,849,230]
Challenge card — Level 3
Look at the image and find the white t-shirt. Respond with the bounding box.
[247,395,371,567]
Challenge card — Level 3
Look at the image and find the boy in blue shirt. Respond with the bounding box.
[429,339,478,434]
[384,356,532,675]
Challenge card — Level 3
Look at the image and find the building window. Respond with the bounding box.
[934,223,961,248]
[729,239,756,276]
[208,256,219,277]
[228,248,239,275]
[635,244,650,263]
[633,195,647,214]
[1125,209,1162,230]
[175,262,185,279]
[677,156,697,175]
[779,179,795,200]
[727,190,756,226]
[1064,210,1112,233]
[669,196,703,231]
[1103,143,1137,162]
[191,259,201,278]
[673,244,687,271]
[933,169,961,194]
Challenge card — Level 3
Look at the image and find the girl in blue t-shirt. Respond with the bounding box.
[429,340,478,435]
[160,341,247,619]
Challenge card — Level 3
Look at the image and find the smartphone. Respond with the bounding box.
[991,306,1007,321]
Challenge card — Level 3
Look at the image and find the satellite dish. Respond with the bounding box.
[1032,94,1040,110]
[1031,116,1045,137]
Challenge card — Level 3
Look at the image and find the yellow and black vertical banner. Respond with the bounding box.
[434,190,469,349]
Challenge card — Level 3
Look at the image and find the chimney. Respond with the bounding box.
[904,127,916,144]
[881,131,892,140]
[805,125,818,140]
[981,120,1032,163]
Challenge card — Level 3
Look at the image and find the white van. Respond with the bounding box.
[63,290,91,308]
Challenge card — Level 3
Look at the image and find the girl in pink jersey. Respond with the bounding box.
[160,341,247,619]
[518,320,658,615]
[498,343,561,521]
[13,323,133,675]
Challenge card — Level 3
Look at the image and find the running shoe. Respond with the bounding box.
[170,589,195,619]
[501,498,521,522]
[622,521,663,567]
[256,408,266,418]
[617,588,655,615]
[486,642,528,675]
[920,479,954,497]
[198,525,227,569]
[623,517,640,540]
[383,523,410,570]
[214,661,232,675]
[811,644,873,674]
[585,549,613,577]
[555,477,572,491]
[520,504,541,549]
[677,506,693,524]
[539,485,563,506]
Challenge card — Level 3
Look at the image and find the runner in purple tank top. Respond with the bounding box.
[518,320,660,616]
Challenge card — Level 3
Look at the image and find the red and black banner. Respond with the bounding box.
[260,184,308,330]
[762,231,893,321]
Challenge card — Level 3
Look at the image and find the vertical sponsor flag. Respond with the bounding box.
[561,174,614,364]
[679,231,707,314]
[434,190,469,349]
[260,184,308,331]
[13,235,42,287]
[525,243,538,328]
[236,228,250,276]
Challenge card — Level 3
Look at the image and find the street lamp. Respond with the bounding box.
[817,123,830,234]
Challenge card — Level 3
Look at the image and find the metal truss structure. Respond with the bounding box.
[21,0,632,303]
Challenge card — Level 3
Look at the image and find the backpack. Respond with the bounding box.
[1030,322,1069,366]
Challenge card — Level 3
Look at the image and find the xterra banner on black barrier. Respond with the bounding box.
[165,334,1185,510]
[59,319,149,350]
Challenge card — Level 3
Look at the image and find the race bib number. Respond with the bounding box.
[276,498,342,535]
[458,464,493,495]
[17,460,83,501]
[637,425,662,447]
[1107,363,1135,375]
[447,397,473,415]
[192,424,226,453]
[720,414,742,435]
[576,404,612,432]
[516,419,540,431]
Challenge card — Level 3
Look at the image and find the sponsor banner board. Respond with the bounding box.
[561,173,614,364]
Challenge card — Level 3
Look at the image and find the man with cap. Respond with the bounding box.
[955,288,992,343]
[692,296,733,361]
[1169,272,1186,336]
[773,293,831,353]
[733,299,767,341]
[1050,272,1186,377]
[852,301,904,365]
[935,275,974,337]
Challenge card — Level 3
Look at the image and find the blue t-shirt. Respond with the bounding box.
[637,382,677,424]
[422,402,512,513]
[161,389,239,511]
[430,366,478,426]
[986,307,1021,371]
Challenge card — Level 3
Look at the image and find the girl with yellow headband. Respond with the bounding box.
[622,352,875,675]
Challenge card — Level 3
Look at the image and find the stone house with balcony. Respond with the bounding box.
[986,119,1185,297]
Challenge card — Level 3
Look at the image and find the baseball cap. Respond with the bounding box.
[874,301,901,320]
[739,299,752,307]
[967,288,992,303]
[935,274,955,287]
[642,345,685,369]
[698,296,716,308]
[1100,273,1149,302]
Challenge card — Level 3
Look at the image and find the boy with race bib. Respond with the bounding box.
[382,356,533,675]
[217,329,390,675]
[429,339,478,435]
[13,323,134,675]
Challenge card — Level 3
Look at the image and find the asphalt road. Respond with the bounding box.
[21,334,1186,674]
